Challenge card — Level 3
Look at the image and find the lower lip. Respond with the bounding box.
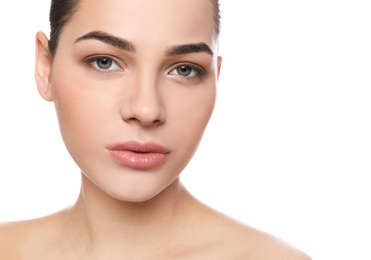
[108,150,168,169]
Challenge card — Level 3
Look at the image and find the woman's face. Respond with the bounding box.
[40,0,221,202]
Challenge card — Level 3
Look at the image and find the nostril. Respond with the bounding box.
[153,119,163,126]
[121,113,164,127]
[119,87,166,126]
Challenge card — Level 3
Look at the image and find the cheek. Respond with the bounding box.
[169,84,216,150]
[50,65,115,151]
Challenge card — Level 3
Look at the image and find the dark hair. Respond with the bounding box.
[49,0,80,57]
[49,0,220,57]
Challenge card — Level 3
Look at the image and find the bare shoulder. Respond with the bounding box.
[232,224,312,260]
[0,220,31,258]
[0,211,69,259]
[191,203,311,260]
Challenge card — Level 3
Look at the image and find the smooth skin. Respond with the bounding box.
[0,0,311,259]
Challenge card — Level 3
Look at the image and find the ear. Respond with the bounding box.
[217,56,222,80]
[35,32,53,101]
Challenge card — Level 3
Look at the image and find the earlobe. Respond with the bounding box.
[35,31,53,102]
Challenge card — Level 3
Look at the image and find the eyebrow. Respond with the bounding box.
[74,31,136,52]
[74,31,213,56]
[165,43,214,56]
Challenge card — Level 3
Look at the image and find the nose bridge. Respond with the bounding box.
[121,67,165,126]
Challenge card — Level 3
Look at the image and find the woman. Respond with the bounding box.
[0,0,310,258]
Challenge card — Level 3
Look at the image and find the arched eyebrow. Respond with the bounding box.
[74,31,136,52]
[74,31,213,56]
[165,43,214,56]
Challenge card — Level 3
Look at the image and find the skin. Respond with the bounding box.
[0,0,311,259]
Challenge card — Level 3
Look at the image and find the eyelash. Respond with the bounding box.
[84,56,206,80]
[169,64,205,79]
[85,56,122,72]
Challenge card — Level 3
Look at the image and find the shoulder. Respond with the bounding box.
[0,213,67,259]
[212,217,311,259]
[0,221,29,258]
[236,227,312,260]
[188,203,311,259]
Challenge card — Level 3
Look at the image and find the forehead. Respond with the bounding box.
[62,0,216,48]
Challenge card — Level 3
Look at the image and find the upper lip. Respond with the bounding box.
[106,141,169,154]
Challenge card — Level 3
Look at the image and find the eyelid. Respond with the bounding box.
[84,55,123,72]
[168,63,206,77]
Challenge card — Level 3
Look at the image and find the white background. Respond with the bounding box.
[0,1,370,259]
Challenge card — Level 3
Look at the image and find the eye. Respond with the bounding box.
[87,56,121,71]
[170,65,200,77]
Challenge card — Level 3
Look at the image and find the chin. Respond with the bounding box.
[92,174,179,204]
[79,156,183,204]
[108,189,162,203]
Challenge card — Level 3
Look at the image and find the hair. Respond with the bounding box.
[49,0,80,57]
[49,0,220,57]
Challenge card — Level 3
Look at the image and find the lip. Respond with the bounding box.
[106,141,169,169]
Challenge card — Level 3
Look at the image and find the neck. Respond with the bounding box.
[67,174,191,256]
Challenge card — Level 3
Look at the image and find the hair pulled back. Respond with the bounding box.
[49,0,220,57]
[49,0,80,57]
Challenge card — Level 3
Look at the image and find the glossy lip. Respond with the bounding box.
[106,141,169,169]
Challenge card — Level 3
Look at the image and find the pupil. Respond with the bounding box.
[98,58,112,69]
[177,66,192,76]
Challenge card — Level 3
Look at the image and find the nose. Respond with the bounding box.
[120,73,165,127]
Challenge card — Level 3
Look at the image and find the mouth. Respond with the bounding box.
[106,141,169,169]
